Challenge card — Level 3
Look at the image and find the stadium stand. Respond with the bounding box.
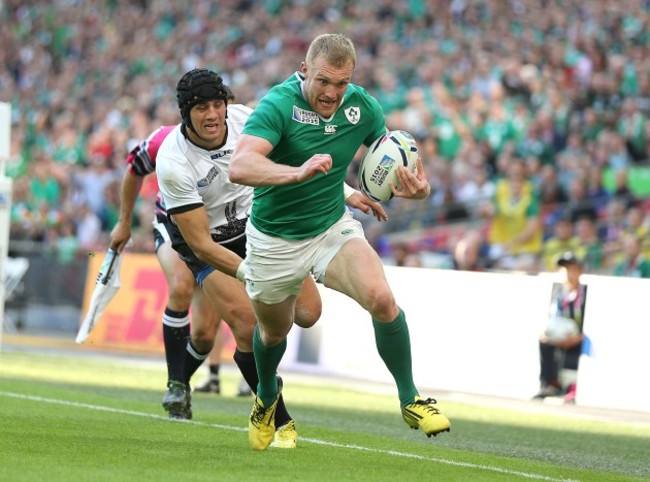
[2,0,650,277]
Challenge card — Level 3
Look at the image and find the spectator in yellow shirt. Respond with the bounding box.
[480,159,543,271]
[540,215,580,271]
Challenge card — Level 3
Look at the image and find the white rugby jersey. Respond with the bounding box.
[125,124,175,218]
[156,104,253,236]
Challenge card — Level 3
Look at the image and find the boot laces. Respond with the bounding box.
[414,397,441,414]
[250,402,268,428]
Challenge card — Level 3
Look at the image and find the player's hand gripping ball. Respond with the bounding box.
[358,130,418,202]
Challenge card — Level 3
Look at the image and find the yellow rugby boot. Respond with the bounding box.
[270,419,297,449]
[401,397,451,437]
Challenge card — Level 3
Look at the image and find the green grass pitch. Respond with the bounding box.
[0,349,648,481]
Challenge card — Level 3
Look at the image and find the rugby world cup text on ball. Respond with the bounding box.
[369,157,393,187]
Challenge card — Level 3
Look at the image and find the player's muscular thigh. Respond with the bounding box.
[325,239,397,320]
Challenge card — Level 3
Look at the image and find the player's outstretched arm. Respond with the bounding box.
[230,134,331,186]
[109,170,145,253]
[171,206,244,280]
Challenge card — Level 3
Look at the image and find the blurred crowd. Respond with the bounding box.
[2,0,650,276]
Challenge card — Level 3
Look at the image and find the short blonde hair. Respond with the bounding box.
[306,33,356,68]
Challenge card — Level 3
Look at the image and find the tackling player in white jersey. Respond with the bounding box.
[156,68,323,448]
[109,124,223,419]
[109,118,252,423]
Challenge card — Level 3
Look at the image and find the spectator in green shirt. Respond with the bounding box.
[612,233,650,278]
[573,216,605,273]
[29,159,62,209]
[617,98,647,162]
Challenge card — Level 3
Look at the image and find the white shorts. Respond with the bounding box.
[243,210,365,304]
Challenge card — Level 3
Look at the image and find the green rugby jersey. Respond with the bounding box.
[243,72,386,239]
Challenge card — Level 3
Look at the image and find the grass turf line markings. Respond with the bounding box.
[0,390,580,482]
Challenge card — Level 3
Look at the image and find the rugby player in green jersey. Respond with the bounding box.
[230,33,451,451]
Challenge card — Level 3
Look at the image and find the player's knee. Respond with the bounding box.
[230,323,254,352]
[294,299,322,328]
[258,325,290,347]
[225,305,256,330]
[168,277,194,307]
[191,331,214,352]
[364,287,396,321]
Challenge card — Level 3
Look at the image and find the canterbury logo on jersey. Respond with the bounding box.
[292,106,319,125]
[325,125,337,134]
[197,166,219,187]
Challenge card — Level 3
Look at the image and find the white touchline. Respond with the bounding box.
[0,391,580,482]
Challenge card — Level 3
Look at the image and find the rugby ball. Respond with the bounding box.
[544,316,579,342]
[358,130,419,202]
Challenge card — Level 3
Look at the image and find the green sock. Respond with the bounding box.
[253,324,286,407]
[372,308,418,408]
